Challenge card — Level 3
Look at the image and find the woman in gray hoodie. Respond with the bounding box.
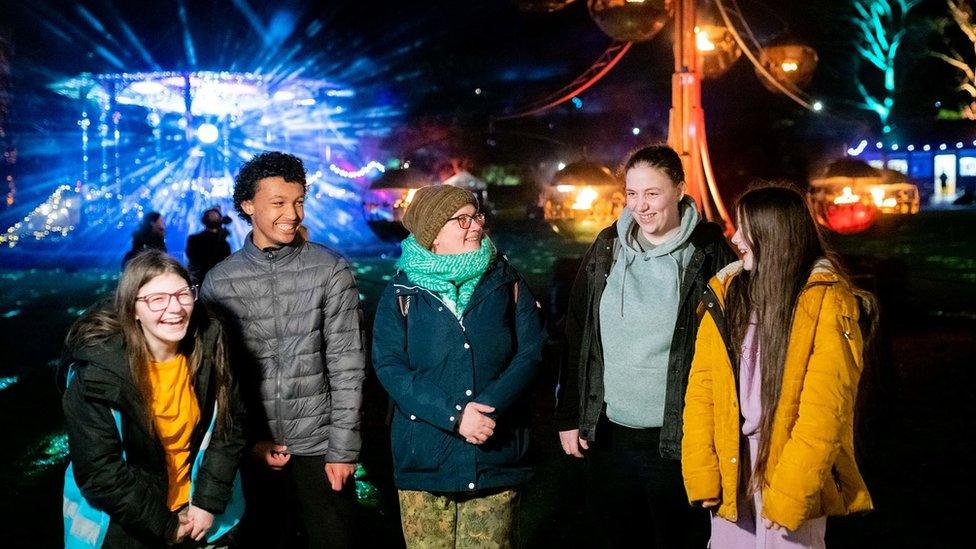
[556,145,736,548]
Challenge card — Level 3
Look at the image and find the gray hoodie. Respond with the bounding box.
[599,196,700,428]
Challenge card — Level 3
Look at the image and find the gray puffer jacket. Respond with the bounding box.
[201,233,365,462]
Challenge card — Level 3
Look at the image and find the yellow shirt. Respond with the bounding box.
[148,354,200,511]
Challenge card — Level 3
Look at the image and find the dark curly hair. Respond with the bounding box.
[233,152,307,223]
[620,144,684,185]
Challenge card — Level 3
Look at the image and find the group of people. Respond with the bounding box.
[60,145,873,549]
[123,205,232,285]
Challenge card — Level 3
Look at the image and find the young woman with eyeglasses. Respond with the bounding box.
[61,250,245,547]
[372,185,545,547]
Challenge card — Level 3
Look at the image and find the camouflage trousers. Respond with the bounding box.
[398,488,520,548]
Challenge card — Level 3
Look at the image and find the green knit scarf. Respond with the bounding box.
[396,235,496,318]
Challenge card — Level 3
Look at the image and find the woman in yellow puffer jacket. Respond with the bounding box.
[682,184,873,548]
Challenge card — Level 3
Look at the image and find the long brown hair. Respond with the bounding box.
[725,183,840,493]
[65,250,233,436]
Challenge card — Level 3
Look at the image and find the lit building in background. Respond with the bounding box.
[540,160,624,240]
[847,129,976,206]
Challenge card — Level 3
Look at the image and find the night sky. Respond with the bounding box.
[0,0,966,191]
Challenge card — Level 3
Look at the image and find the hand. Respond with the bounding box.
[325,462,357,491]
[168,512,193,544]
[458,402,496,444]
[185,505,214,542]
[251,441,290,469]
[764,518,786,531]
[558,429,589,458]
[700,498,721,508]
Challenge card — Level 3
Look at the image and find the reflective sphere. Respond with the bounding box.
[696,25,741,79]
[515,0,578,13]
[756,44,819,93]
[588,0,669,43]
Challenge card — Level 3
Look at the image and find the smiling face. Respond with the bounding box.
[431,204,484,255]
[731,213,756,271]
[134,272,194,358]
[624,165,685,244]
[241,176,305,248]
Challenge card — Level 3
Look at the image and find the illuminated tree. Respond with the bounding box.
[850,0,922,132]
[935,0,976,119]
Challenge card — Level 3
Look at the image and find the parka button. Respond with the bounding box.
[468,482,475,489]
[456,404,463,411]
[410,415,416,421]
[465,389,472,396]
[438,307,444,311]
[730,457,737,464]
[464,343,470,349]
[450,416,455,422]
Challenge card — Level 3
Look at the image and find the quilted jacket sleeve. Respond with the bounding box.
[321,259,367,464]
[681,310,723,504]
[763,287,864,530]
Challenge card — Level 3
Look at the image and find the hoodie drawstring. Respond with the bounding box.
[668,251,681,289]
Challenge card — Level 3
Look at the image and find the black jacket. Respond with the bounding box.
[554,220,736,459]
[61,315,245,547]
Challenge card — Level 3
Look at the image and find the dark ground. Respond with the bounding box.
[0,210,973,547]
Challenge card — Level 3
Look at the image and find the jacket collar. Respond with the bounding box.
[392,257,517,313]
[66,315,221,401]
[709,258,843,306]
[242,231,305,265]
[595,219,725,256]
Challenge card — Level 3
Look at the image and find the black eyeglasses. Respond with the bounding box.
[446,212,486,230]
[136,286,198,312]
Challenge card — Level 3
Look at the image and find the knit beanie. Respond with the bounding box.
[402,184,478,249]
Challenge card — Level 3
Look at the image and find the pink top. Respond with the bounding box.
[739,319,762,438]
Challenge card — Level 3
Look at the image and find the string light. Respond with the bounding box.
[0,185,79,248]
[329,161,385,179]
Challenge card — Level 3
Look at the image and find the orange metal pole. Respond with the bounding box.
[667,0,732,229]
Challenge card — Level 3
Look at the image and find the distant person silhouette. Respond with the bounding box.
[186,207,232,285]
[122,211,166,268]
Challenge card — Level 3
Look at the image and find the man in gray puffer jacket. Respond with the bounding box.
[201,151,365,548]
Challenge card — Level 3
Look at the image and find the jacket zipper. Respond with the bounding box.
[269,250,284,444]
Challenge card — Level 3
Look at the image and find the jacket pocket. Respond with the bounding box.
[392,414,451,473]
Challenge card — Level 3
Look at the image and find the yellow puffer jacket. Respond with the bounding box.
[681,260,873,531]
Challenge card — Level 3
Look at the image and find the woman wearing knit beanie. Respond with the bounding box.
[372,184,546,547]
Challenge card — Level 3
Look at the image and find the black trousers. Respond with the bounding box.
[237,454,357,549]
[584,418,709,549]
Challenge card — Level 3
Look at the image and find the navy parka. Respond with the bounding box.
[372,257,546,493]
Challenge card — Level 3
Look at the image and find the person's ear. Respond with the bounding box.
[241,200,255,217]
